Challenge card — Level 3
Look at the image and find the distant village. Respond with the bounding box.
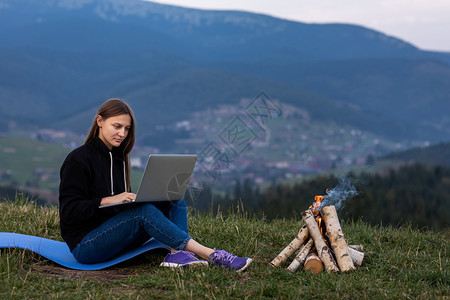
[1,97,422,205]
[12,98,414,197]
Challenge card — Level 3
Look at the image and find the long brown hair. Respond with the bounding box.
[85,98,135,192]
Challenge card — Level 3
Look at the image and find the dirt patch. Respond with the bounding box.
[32,249,169,282]
[33,265,139,281]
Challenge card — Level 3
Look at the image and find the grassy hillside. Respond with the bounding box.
[0,136,69,190]
[0,198,448,299]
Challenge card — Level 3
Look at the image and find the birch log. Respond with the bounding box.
[301,210,339,273]
[322,205,355,272]
[270,225,309,267]
[348,247,364,266]
[304,251,323,274]
[349,244,364,252]
[286,238,314,272]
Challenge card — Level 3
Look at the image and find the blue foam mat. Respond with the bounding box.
[0,232,170,270]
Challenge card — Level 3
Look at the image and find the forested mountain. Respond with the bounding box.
[0,0,449,143]
[383,142,450,167]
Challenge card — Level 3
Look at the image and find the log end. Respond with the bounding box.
[304,254,323,275]
[304,260,323,275]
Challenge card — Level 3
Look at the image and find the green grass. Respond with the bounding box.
[0,136,69,190]
[0,198,449,299]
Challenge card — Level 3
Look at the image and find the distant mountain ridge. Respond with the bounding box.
[0,0,437,61]
[0,0,449,143]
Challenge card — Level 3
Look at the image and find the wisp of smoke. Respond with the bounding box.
[321,177,358,211]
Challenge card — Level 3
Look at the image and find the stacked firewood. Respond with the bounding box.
[270,205,364,274]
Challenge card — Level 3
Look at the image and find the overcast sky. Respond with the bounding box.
[148,0,450,52]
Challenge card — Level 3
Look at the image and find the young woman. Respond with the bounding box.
[59,98,252,272]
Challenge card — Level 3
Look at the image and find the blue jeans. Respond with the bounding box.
[72,200,191,264]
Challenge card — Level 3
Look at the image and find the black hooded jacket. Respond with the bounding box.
[59,137,129,251]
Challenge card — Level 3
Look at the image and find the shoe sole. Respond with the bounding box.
[160,260,209,268]
[236,258,253,273]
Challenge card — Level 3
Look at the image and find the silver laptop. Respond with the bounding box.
[100,154,197,208]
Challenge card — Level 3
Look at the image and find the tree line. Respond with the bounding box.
[204,163,450,231]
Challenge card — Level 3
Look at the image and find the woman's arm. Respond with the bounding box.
[59,159,103,225]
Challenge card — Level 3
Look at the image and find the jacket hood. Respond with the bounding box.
[90,137,125,161]
[90,136,127,195]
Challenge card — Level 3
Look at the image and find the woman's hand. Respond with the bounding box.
[100,192,136,206]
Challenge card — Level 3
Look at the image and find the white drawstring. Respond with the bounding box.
[123,161,127,192]
[109,152,128,195]
[109,152,114,195]
[109,152,128,196]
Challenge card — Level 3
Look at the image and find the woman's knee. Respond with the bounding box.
[139,203,165,216]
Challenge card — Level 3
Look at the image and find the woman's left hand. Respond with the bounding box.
[100,192,136,206]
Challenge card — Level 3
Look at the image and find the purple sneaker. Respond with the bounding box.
[209,249,252,272]
[160,251,208,268]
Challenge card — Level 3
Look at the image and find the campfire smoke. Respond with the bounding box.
[312,177,358,212]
